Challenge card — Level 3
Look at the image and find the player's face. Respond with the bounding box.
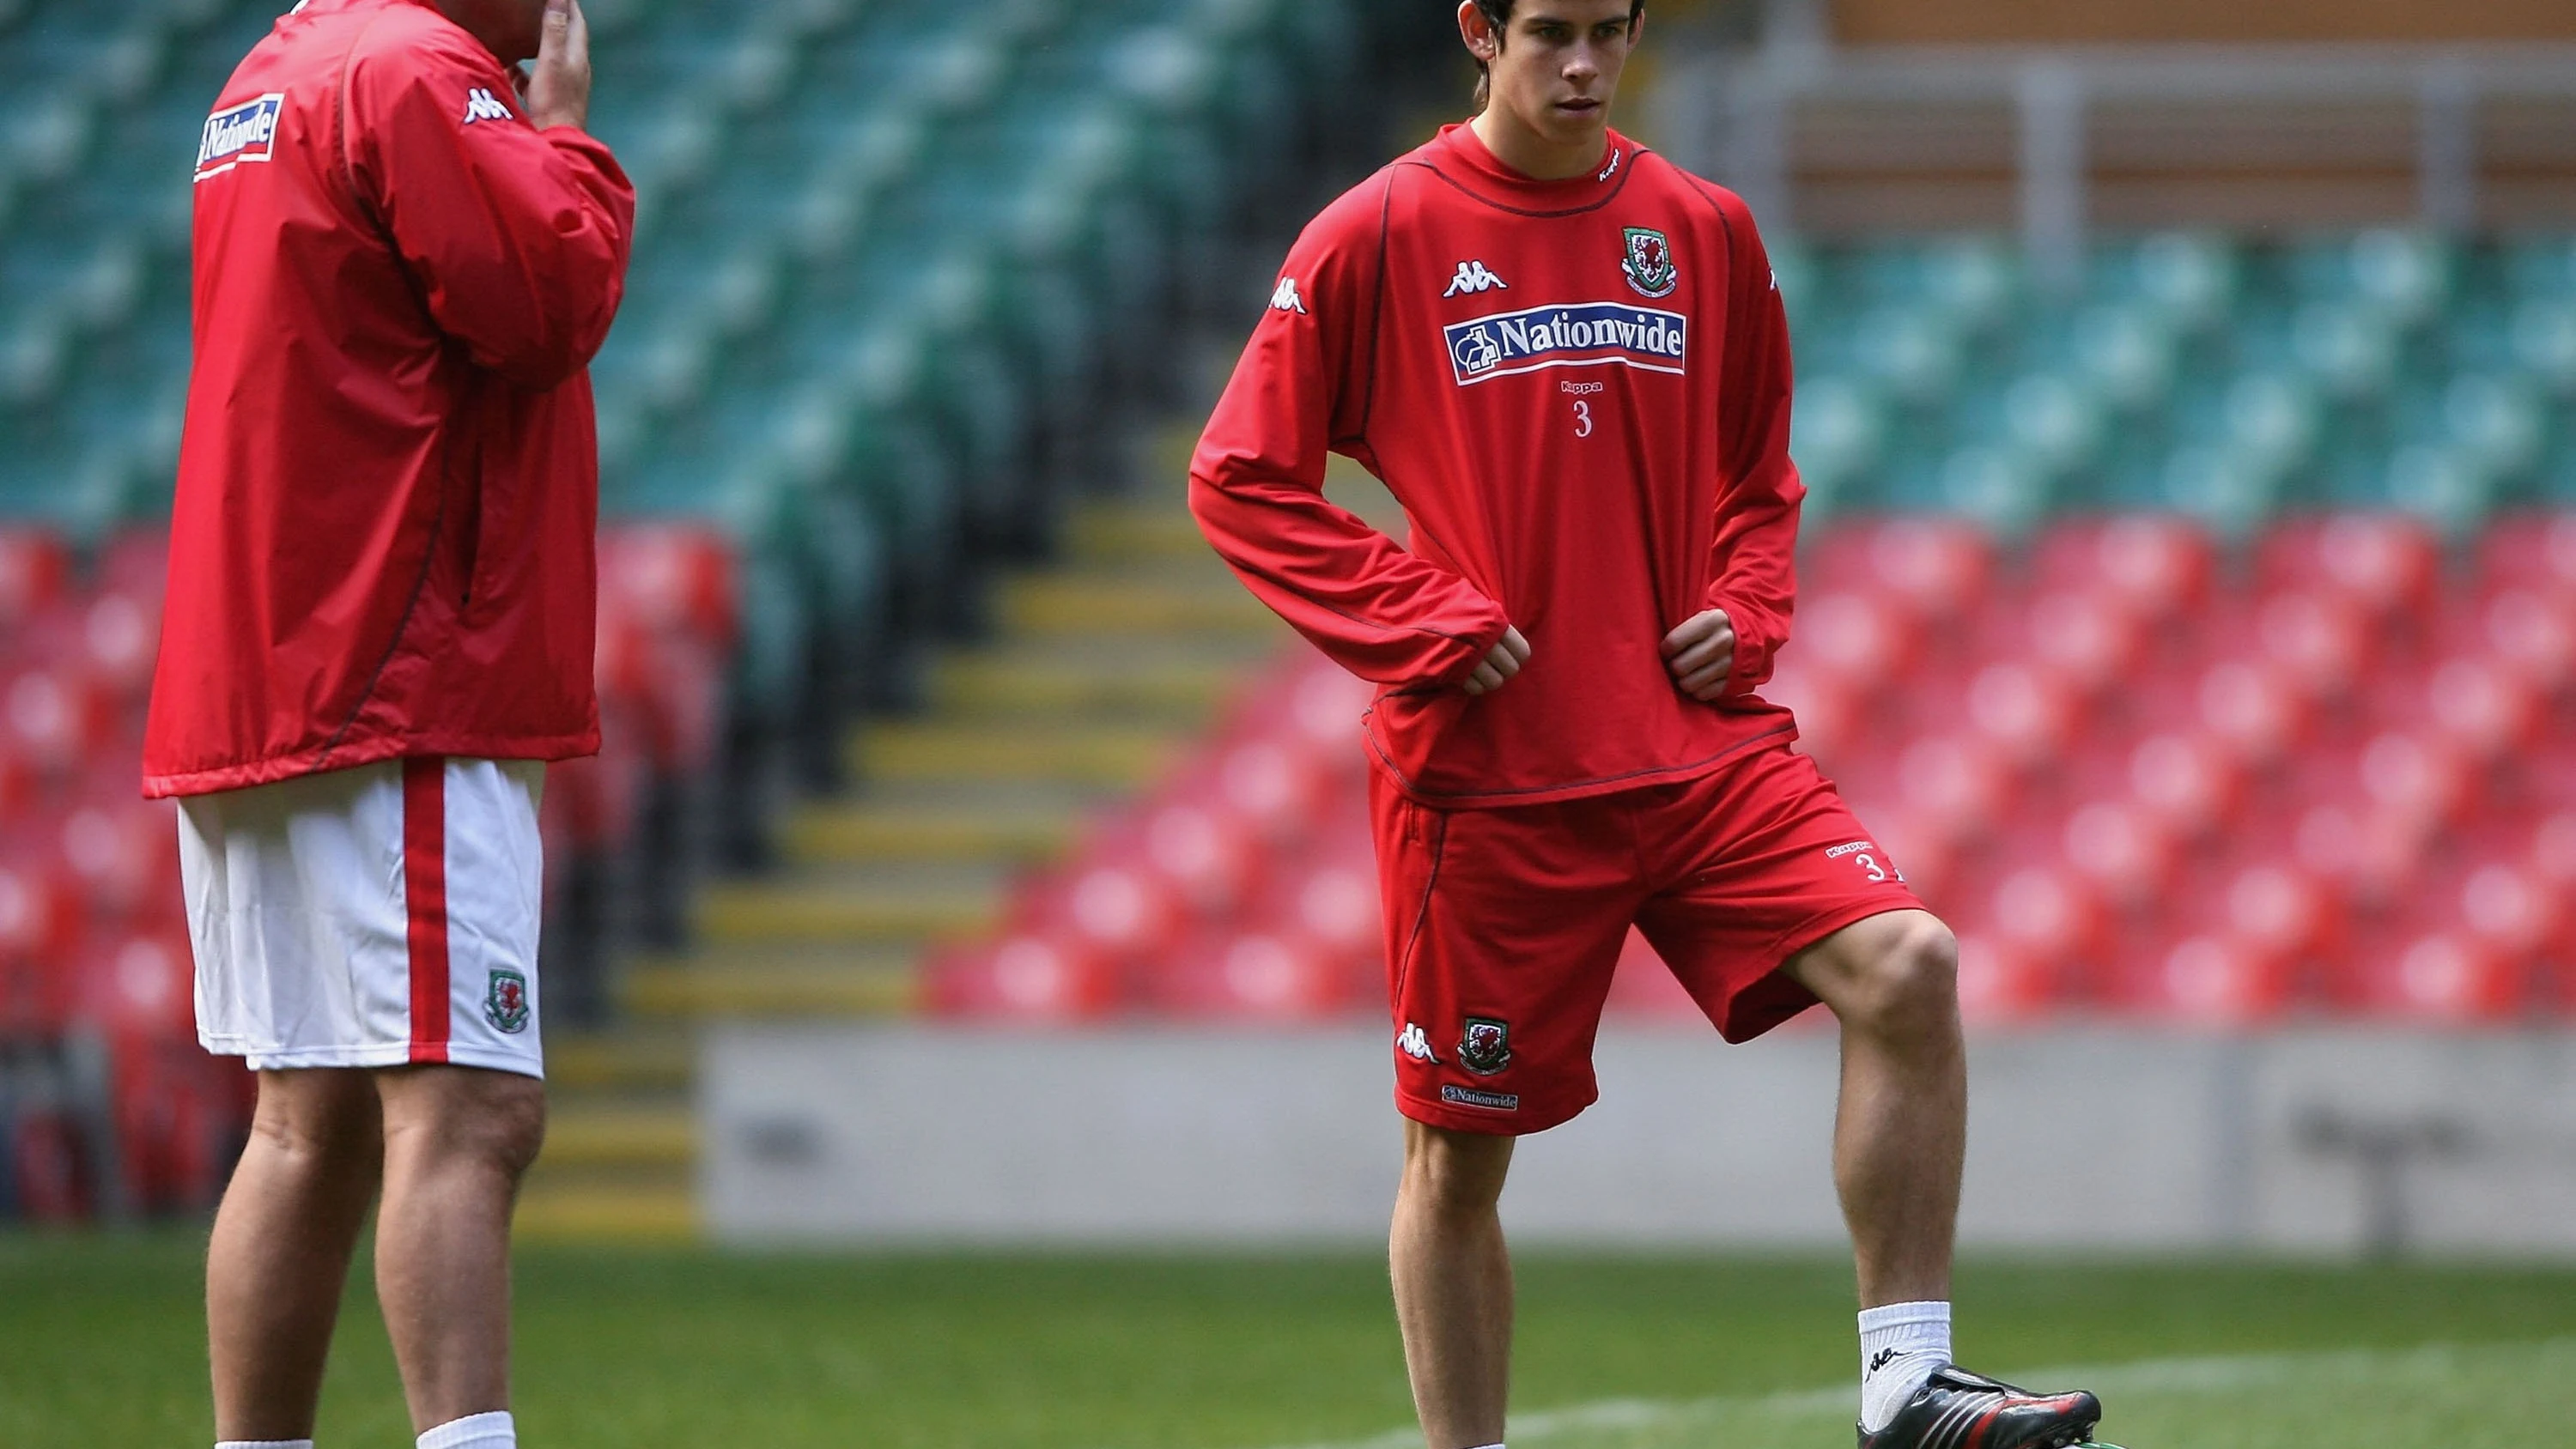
[438,0,549,65]
[1481,2,1641,147]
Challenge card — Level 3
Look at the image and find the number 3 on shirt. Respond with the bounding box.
[1571,399,1594,438]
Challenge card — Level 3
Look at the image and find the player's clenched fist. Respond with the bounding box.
[521,0,590,131]
[1662,608,1736,700]
[1462,626,1531,696]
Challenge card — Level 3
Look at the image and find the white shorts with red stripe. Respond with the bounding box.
[179,757,546,1079]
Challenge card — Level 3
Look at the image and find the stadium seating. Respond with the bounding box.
[934,509,2576,1029]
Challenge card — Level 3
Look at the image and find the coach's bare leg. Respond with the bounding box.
[1391,1121,1516,1449]
[373,1064,547,1434]
[210,1068,385,1442]
[1786,909,1966,1308]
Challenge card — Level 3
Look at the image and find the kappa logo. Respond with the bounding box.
[1443,260,1510,298]
[1444,302,1688,385]
[1622,226,1679,299]
[484,968,532,1034]
[195,94,284,183]
[1269,275,1309,315]
[1597,146,1623,184]
[461,87,514,125]
[1396,1022,1440,1064]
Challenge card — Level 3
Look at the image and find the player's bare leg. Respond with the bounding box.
[1390,1122,1516,1449]
[209,1068,384,1443]
[1785,908,1966,1307]
[372,1065,548,1434]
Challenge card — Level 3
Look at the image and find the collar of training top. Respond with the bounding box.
[1425,122,1642,217]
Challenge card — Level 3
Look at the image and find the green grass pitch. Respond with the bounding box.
[5,1234,2571,1447]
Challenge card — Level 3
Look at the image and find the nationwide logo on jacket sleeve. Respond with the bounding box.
[1444,301,1687,385]
[195,94,285,183]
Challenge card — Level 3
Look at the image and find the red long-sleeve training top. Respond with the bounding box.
[143,0,633,798]
[1190,124,1803,809]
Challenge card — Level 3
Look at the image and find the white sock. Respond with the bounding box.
[1858,1300,1953,1433]
[217,1441,313,1449]
[1464,1443,1505,1449]
[417,1412,515,1449]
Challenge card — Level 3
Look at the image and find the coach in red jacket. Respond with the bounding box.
[144,0,629,1446]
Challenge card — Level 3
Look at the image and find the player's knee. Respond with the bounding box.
[394,1071,549,1179]
[1400,1123,1513,1221]
[1847,914,1959,1036]
[248,1073,381,1173]
[467,1079,549,1179]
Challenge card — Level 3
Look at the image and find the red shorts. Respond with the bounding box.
[1372,739,1923,1134]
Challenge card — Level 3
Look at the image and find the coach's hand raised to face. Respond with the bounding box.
[1662,608,1737,700]
[1461,626,1531,697]
[521,0,591,131]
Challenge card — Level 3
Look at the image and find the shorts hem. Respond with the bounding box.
[1394,1088,1592,1137]
[208,1039,544,1081]
[1763,892,1930,967]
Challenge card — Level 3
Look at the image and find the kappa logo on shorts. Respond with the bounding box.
[484,968,532,1034]
[1440,1084,1520,1112]
[1826,840,1900,884]
[1457,1016,1512,1076]
[195,94,284,183]
[1396,1022,1441,1064]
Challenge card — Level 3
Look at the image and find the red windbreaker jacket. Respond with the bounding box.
[143,0,634,798]
[1191,125,1803,808]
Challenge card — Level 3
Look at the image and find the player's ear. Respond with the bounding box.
[1457,0,1498,63]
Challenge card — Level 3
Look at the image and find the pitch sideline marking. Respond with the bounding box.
[1242,1337,2576,1449]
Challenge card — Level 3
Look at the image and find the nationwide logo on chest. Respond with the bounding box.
[196,93,284,183]
[1444,301,1687,385]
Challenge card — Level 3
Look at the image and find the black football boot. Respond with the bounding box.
[1857,1365,2111,1449]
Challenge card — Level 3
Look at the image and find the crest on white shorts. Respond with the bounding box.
[485,968,532,1034]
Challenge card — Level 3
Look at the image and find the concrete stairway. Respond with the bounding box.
[516,428,1291,1240]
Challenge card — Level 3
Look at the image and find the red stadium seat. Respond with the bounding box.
[1892,736,2017,847]
[2416,656,2542,758]
[1959,662,2083,767]
[57,795,182,924]
[2246,590,2370,702]
[1210,737,1331,846]
[2357,931,2526,1022]
[2476,511,2576,600]
[2060,800,2175,906]
[1604,927,1707,1021]
[2184,659,2308,764]
[2017,589,2147,697]
[2458,587,2574,693]
[1805,517,1996,622]
[1761,656,1866,765]
[2255,513,2441,621]
[80,929,196,1041]
[598,524,738,648]
[2124,732,2241,839]
[2453,862,2560,961]
[1953,931,2060,1022]
[1791,592,1917,697]
[2031,514,2216,622]
[1274,858,1380,967]
[1,664,118,772]
[925,932,1120,1020]
[2134,934,2293,1025]
[0,530,71,631]
[1145,929,1357,1019]
[1137,799,1264,918]
[94,528,170,603]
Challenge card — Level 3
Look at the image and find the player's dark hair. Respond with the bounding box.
[1470,0,1648,112]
